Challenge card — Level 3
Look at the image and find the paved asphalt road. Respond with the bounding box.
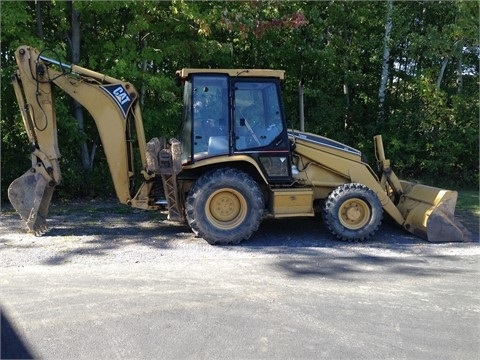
[1,205,479,359]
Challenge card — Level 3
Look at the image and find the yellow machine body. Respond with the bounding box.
[8,45,470,243]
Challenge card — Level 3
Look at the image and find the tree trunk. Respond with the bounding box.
[455,40,464,93]
[343,79,350,131]
[140,33,149,108]
[35,1,44,40]
[67,0,96,171]
[377,0,393,130]
[436,56,449,89]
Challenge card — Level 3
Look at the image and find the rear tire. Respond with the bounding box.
[186,168,264,245]
[323,183,382,242]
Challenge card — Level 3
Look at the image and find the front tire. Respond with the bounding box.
[323,183,382,242]
[186,168,264,245]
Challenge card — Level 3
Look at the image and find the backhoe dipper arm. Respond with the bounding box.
[9,45,152,233]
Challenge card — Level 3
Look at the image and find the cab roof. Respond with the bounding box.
[176,68,285,80]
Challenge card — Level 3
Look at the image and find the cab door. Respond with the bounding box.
[181,74,229,164]
[233,78,292,182]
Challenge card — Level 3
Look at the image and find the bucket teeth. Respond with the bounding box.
[29,214,49,236]
[8,170,55,236]
[426,207,472,242]
[33,225,49,236]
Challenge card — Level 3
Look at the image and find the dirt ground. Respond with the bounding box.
[0,198,478,266]
[1,197,479,242]
[1,199,479,359]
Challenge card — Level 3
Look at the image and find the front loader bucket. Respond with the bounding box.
[397,181,472,242]
[8,170,55,235]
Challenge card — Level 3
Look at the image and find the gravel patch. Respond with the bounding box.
[1,199,478,268]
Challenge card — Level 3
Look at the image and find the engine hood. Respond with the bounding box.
[288,130,362,158]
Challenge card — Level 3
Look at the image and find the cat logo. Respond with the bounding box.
[100,84,132,118]
[113,86,130,105]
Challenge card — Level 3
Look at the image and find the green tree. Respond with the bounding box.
[1,0,478,202]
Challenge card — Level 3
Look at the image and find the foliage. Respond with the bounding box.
[457,190,480,216]
[1,0,478,202]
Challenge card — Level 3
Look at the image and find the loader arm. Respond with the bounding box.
[290,131,471,242]
[9,45,155,233]
[373,135,471,242]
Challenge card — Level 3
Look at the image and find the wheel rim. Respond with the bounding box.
[338,198,371,230]
[205,189,248,230]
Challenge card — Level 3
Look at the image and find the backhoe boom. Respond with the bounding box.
[9,45,157,233]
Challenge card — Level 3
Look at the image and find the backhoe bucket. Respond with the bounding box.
[8,170,55,235]
[397,181,471,242]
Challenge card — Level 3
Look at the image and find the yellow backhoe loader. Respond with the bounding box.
[8,45,471,244]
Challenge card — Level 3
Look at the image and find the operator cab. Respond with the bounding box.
[177,69,292,182]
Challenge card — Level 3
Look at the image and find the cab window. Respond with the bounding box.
[192,75,229,158]
[234,81,283,151]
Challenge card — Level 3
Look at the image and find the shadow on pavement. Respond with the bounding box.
[1,200,478,273]
[1,307,35,359]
